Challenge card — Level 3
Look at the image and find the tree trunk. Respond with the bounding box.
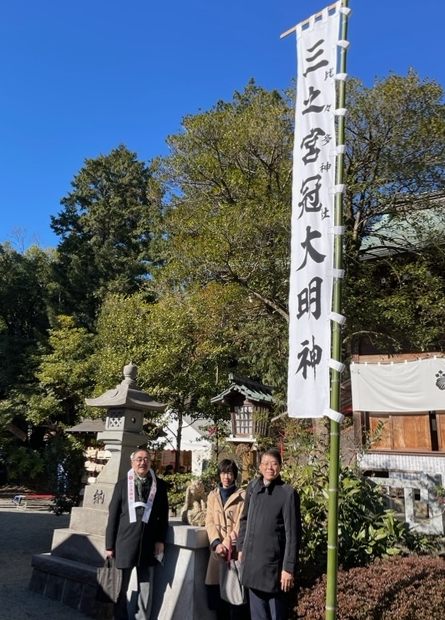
[174,409,183,472]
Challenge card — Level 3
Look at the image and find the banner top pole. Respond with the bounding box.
[280,1,340,39]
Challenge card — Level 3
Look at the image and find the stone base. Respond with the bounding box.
[30,523,216,620]
[30,553,105,618]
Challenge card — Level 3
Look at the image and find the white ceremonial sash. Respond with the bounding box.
[127,468,157,524]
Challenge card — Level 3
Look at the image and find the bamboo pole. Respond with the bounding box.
[326,2,350,619]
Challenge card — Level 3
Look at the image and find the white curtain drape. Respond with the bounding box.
[350,358,445,412]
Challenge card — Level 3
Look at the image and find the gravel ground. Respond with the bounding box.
[0,508,88,619]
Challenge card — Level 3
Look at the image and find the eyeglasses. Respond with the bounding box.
[261,460,280,468]
[133,457,150,463]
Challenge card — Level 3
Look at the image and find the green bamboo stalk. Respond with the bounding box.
[326,2,350,619]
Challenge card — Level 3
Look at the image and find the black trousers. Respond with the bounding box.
[114,565,154,620]
[248,588,289,620]
[206,584,251,620]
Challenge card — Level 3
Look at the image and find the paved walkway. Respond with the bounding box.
[0,507,87,619]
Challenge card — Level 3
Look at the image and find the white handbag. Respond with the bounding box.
[219,547,245,606]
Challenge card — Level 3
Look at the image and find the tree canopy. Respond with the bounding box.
[156,73,445,358]
[343,71,445,353]
[51,145,161,326]
[93,284,245,411]
[0,243,52,398]
[156,82,294,322]
[345,70,445,253]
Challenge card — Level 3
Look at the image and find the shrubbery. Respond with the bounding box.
[294,555,445,620]
[162,472,192,516]
[281,458,438,585]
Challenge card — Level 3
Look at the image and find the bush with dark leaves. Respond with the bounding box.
[294,555,445,620]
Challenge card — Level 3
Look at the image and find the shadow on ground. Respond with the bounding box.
[0,508,87,619]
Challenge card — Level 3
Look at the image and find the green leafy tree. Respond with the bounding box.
[156,73,445,373]
[6,446,46,483]
[51,145,161,327]
[93,285,243,468]
[345,71,445,252]
[156,82,293,322]
[153,82,295,393]
[0,243,52,398]
[0,314,95,487]
[31,315,96,428]
[344,250,445,354]
[343,71,445,353]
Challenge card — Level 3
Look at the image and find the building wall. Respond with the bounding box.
[358,452,445,535]
[162,416,213,477]
[358,451,445,479]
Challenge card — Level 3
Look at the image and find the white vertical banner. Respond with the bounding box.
[288,4,341,420]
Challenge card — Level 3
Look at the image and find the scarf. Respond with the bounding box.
[219,483,237,506]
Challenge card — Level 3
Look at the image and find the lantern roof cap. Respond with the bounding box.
[85,362,166,412]
[211,374,274,406]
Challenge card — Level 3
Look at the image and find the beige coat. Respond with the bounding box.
[204,486,245,585]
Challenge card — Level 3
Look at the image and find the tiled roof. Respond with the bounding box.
[211,374,274,405]
[360,195,445,259]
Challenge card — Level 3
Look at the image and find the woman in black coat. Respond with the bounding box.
[237,449,301,620]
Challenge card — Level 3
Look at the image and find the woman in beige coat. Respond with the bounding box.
[205,459,249,620]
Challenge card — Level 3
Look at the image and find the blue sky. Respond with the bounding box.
[1,0,443,250]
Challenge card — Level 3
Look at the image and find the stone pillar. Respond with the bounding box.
[30,363,166,617]
[151,524,216,620]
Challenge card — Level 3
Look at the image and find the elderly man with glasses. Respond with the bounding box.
[105,448,169,619]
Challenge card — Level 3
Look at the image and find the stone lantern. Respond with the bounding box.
[85,361,166,485]
[211,374,274,480]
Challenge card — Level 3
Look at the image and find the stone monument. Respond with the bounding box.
[180,479,207,527]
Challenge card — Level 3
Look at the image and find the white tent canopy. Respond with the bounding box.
[350,357,445,413]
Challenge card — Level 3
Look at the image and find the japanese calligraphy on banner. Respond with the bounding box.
[288,3,342,420]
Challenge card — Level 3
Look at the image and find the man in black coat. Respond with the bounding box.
[105,448,169,619]
[237,448,301,620]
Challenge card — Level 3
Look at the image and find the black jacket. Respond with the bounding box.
[105,475,169,569]
[237,476,301,593]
